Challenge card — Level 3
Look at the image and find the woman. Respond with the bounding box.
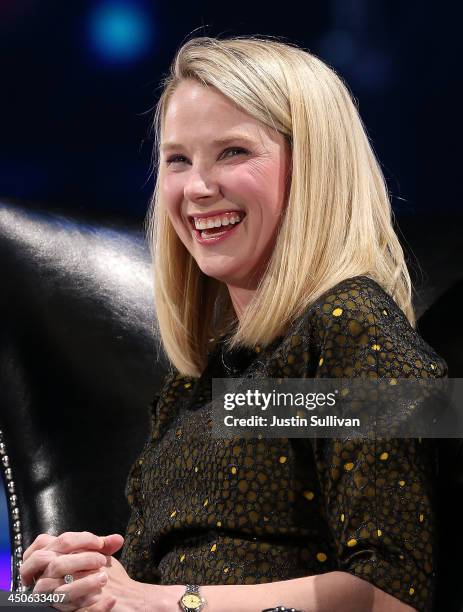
[19,36,446,612]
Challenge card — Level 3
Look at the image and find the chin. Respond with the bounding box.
[198,265,240,284]
[199,269,232,283]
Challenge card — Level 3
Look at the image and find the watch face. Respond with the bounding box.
[181,593,202,608]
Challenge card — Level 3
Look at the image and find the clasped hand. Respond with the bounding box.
[19,531,160,611]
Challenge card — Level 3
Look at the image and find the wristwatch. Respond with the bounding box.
[179,584,207,611]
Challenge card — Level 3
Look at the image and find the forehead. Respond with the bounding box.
[162,79,265,141]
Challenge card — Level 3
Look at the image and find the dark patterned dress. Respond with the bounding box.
[120,276,447,611]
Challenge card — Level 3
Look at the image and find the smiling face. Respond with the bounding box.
[160,79,291,293]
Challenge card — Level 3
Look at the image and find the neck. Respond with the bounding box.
[227,285,257,320]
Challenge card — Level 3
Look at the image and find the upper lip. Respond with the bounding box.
[187,209,245,220]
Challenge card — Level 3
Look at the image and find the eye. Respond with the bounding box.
[220,147,249,159]
[165,154,189,165]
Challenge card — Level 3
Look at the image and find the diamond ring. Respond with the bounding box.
[64,574,74,584]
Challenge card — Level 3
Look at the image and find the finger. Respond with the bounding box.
[44,551,108,580]
[49,575,113,612]
[47,532,124,557]
[22,533,57,562]
[54,570,108,604]
[21,533,122,588]
[71,534,124,558]
[33,566,106,594]
[47,532,106,556]
[23,549,106,589]
[98,534,124,557]
[20,549,56,587]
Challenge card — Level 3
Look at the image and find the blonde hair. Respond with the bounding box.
[145,36,415,377]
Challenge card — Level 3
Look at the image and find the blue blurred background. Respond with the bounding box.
[0,0,460,588]
[0,475,10,589]
[0,0,460,219]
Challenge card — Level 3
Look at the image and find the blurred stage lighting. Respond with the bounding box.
[88,1,153,64]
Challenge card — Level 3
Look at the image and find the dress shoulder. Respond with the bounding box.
[300,276,446,611]
[302,275,447,379]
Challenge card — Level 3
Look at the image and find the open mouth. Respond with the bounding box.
[188,211,246,241]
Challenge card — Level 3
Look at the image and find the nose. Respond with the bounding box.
[183,169,220,205]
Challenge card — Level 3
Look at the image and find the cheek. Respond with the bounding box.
[242,158,288,216]
[160,177,191,245]
[160,173,184,218]
[265,158,289,215]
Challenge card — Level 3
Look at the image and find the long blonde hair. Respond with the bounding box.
[145,36,415,377]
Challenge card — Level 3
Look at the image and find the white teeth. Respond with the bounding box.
[200,229,228,240]
[193,213,243,230]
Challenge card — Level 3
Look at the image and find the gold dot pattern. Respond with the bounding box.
[119,276,447,611]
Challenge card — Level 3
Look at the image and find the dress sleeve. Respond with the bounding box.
[118,392,162,583]
[307,278,447,612]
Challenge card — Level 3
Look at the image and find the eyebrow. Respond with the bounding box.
[160,134,256,152]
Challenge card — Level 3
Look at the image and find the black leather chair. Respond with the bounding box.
[0,199,168,592]
[0,200,461,610]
